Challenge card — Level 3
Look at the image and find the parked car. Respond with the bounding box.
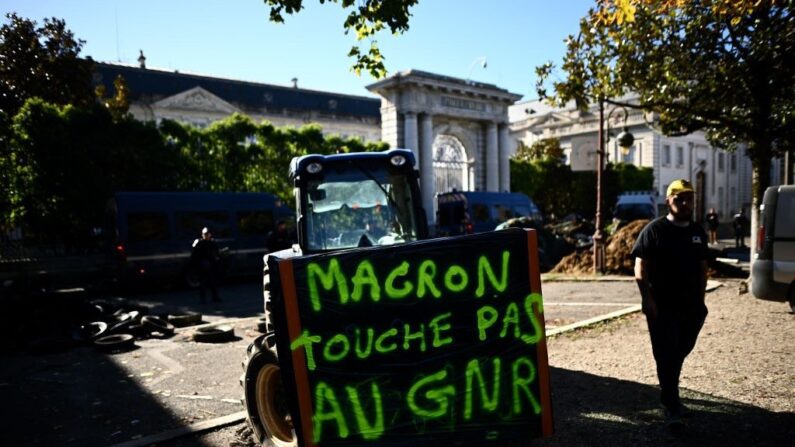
[751,185,795,312]
[612,191,662,223]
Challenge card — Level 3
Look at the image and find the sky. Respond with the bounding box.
[2,0,596,101]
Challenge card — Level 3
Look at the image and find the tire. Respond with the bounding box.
[192,324,235,343]
[94,334,135,351]
[788,283,795,314]
[241,334,296,447]
[115,310,141,324]
[141,315,175,335]
[168,312,203,327]
[79,321,108,341]
[127,323,149,338]
[108,318,135,334]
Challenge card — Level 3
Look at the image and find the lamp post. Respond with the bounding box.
[594,100,635,274]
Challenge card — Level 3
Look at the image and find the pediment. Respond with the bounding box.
[153,87,239,113]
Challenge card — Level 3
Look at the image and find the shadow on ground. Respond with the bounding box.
[0,346,216,447]
[536,367,794,447]
[0,284,231,447]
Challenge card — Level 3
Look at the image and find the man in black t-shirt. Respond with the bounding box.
[631,179,708,430]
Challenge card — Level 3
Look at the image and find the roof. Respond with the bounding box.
[93,62,381,119]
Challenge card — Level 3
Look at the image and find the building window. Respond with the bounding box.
[731,153,737,173]
[676,146,684,167]
[718,153,725,172]
[718,186,724,214]
[663,145,671,166]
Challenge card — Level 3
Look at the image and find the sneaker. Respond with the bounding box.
[676,403,692,418]
[664,408,685,431]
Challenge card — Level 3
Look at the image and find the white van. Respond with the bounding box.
[751,185,795,311]
[613,191,662,222]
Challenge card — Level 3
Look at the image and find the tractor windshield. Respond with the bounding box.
[304,165,419,251]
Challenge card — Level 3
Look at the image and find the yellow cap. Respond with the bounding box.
[667,179,694,197]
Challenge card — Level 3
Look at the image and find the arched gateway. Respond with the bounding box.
[367,70,521,223]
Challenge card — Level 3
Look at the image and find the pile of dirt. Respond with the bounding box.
[551,219,649,275]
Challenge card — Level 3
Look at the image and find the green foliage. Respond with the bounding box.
[3,101,388,246]
[513,138,564,162]
[0,13,95,116]
[611,162,653,193]
[536,2,795,206]
[4,98,180,245]
[510,156,652,220]
[159,113,388,202]
[263,0,418,78]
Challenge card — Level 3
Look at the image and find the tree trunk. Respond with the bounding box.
[748,147,772,279]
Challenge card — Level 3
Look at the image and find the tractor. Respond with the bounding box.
[241,149,429,446]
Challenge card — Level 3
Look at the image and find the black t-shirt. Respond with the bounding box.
[631,217,709,313]
[191,238,219,268]
[706,212,719,229]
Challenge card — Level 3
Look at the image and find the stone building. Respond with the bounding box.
[367,70,521,217]
[508,99,782,222]
[93,62,382,142]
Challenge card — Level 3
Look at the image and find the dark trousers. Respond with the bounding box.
[735,231,744,248]
[199,268,219,302]
[646,309,706,410]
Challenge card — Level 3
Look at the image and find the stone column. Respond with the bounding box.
[486,122,499,191]
[403,112,419,161]
[420,114,435,223]
[498,123,511,192]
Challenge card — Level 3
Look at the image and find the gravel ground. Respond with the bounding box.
[535,278,794,447]
[180,278,794,447]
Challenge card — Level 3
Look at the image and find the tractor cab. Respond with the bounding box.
[289,149,428,253]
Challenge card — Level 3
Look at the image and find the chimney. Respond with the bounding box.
[138,50,146,69]
[291,77,298,88]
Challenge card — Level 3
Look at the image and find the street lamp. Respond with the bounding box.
[594,100,634,274]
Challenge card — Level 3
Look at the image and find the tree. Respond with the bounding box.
[513,137,565,162]
[536,0,794,263]
[263,0,417,78]
[0,13,95,116]
[95,75,132,121]
[4,98,182,246]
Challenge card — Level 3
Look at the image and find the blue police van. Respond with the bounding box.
[435,191,543,236]
[108,192,293,286]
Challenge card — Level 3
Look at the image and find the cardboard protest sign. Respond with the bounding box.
[268,228,553,446]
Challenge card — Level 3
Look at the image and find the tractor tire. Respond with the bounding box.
[256,317,271,333]
[241,333,296,447]
[262,265,276,347]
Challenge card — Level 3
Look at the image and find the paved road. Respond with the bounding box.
[1,278,646,446]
